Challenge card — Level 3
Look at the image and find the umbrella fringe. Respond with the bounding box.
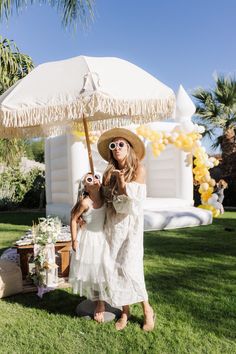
[0,124,71,139]
[0,92,175,137]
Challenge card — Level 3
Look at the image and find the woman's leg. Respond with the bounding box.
[115,305,130,330]
[141,301,155,331]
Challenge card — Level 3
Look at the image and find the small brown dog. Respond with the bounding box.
[215,179,228,213]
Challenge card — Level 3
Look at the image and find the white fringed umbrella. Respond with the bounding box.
[0,55,175,172]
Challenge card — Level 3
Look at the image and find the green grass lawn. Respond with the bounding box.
[0,211,236,354]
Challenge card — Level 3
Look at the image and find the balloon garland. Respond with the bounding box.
[73,123,221,217]
[72,129,101,145]
[136,124,221,217]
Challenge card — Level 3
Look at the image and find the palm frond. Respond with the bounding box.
[0,36,34,94]
[214,75,236,107]
[211,135,223,151]
[0,1,33,21]
[59,0,94,28]
[192,74,236,131]
[0,0,94,28]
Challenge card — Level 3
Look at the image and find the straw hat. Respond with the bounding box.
[97,127,145,161]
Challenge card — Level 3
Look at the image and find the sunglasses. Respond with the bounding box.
[109,141,127,150]
[85,174,101,184]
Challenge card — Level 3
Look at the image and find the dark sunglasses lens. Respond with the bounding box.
[94,174,100,180]
[86,177,93,183]
[109,142,116,150]
[119,142,125,148]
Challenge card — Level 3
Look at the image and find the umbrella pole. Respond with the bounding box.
[82,115,95,175]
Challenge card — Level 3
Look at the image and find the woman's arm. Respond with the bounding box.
[134,164,146,184]
[70,199,88,251]
[113,164,146,195]
[112,169,126,195]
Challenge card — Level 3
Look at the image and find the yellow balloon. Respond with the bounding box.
[199,183,209,192]
[209,179,216,187]
[213,209,220,218]
[174,141,182,148]
[152,142,159,149]
[159,143,166,151]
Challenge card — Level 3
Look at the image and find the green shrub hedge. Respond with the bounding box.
[0,167,45,210]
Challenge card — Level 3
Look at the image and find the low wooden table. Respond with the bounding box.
[14,241,72,279]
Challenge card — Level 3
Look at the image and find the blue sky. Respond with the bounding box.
[1,0,236,152]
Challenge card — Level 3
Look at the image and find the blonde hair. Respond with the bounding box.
[103,142,139,201]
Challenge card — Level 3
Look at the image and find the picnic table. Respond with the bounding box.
[14,241,72,279]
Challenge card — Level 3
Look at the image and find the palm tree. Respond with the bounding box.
[0,36,34,94]
[193,75,236,178]
[0,0,94,28]
[0,37,34,165]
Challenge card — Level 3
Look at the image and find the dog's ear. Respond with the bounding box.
[224,181,228,189]
[219,179,228,189]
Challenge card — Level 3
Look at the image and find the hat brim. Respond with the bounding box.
[97,128,145,161]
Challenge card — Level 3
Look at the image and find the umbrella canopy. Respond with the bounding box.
[0,55,175,138]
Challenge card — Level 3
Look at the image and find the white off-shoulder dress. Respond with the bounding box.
[69,204,111,302]
[105,182,149,307]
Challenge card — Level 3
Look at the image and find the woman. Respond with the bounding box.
[97,127,155,331]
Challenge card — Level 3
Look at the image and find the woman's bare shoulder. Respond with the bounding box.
[134,163,146,183]
[80,196,90,209]
[73,197,90,217]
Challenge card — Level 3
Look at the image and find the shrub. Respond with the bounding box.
[20,169,45,209]
[0,167,45,210]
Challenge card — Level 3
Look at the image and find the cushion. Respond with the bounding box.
[0,260,23,298]
[144,206,212,231]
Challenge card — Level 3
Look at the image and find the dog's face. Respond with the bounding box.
[218,179,228,189]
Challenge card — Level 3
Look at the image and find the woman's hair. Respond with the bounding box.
[103,141,139,200]
[70,173,90,218]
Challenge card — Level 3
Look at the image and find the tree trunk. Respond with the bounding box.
[221,128,236,178]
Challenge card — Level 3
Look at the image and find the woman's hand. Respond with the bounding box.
[112,169,125,182]
[77,216,86,227]
[72,239,78,252]
[112,169,126,195]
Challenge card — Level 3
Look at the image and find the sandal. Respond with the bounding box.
[142,310,156,332]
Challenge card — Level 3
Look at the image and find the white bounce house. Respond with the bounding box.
[45,86,212,230]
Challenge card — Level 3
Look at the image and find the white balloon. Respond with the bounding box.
[197,125,205,133]
[207,198,215,206]
[172,132,179,139]
[206,161,214,168]
[181,121,195,133]
[194,140,202,147]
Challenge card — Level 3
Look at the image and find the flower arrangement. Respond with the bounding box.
[32,216,62,246]
[30,216,62,290]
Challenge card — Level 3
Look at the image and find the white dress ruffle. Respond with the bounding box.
[69,204,111,301]
[105,182,148,307]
